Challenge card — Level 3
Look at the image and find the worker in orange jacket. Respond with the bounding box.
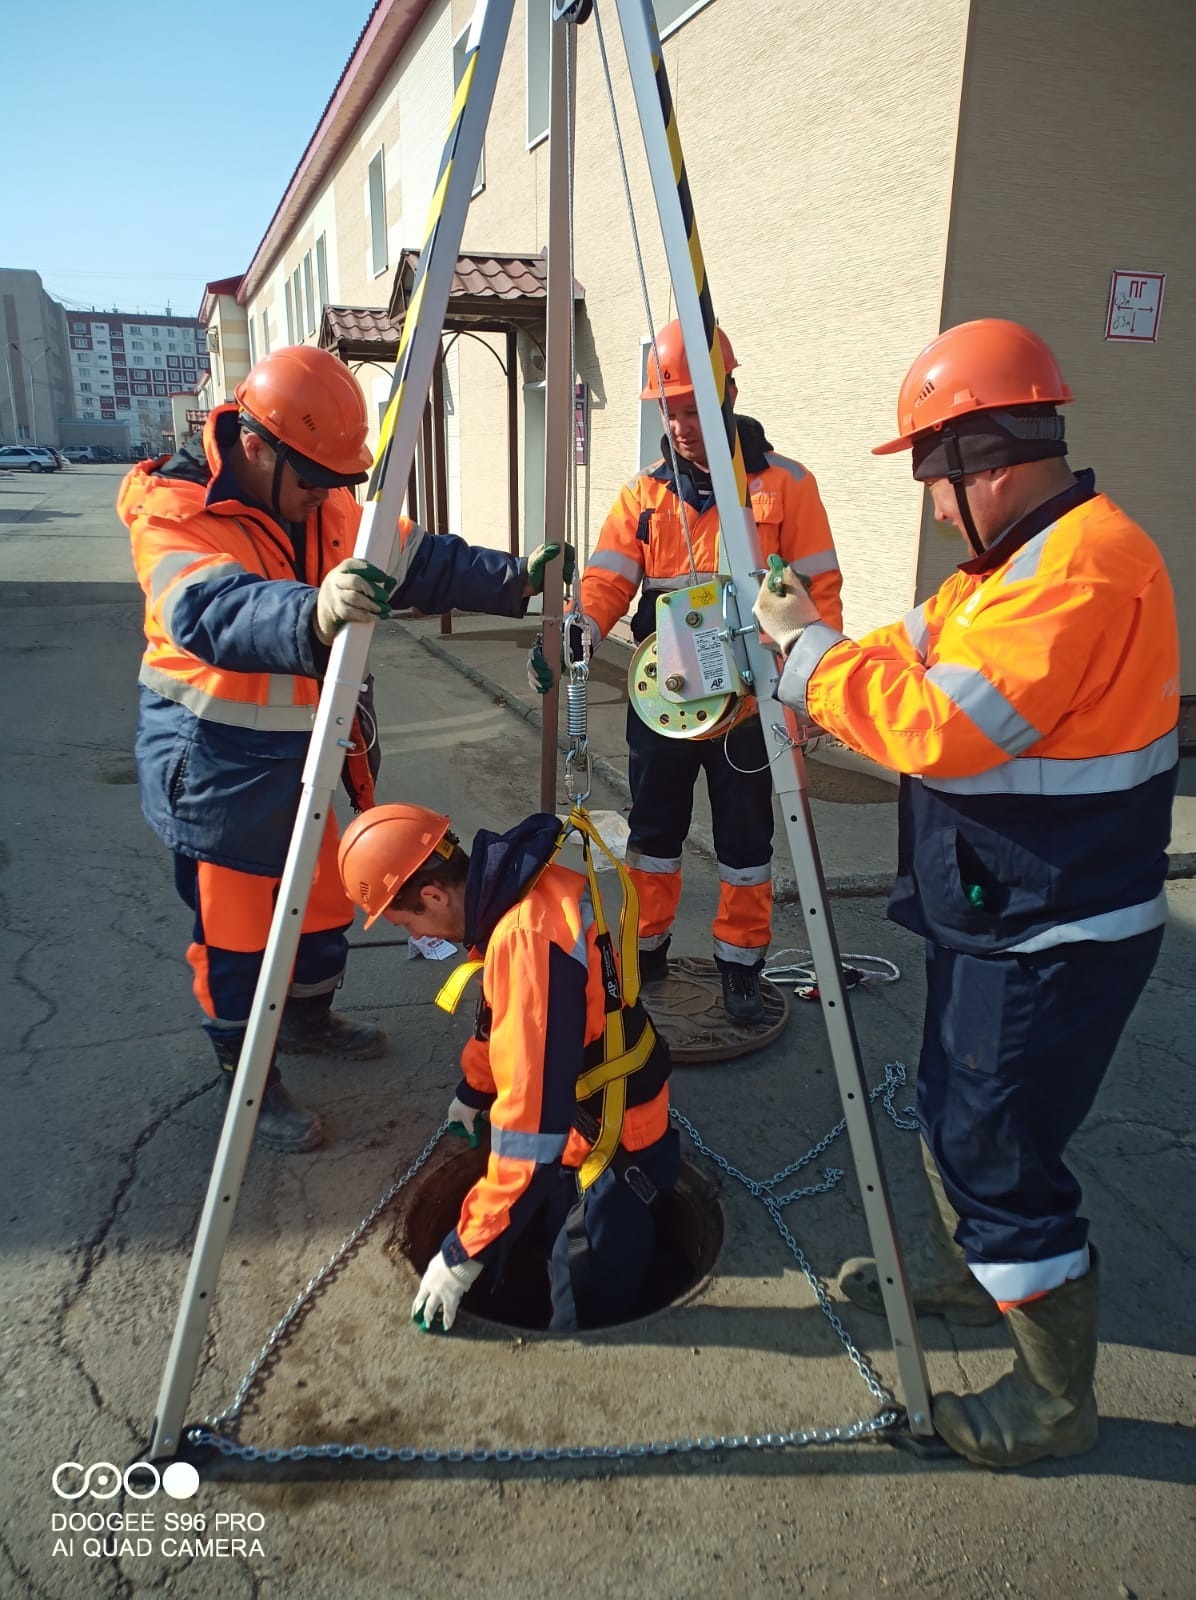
[121,346,571,1153]
[754,319,1179,1469]
[338,804,677,1332]
[531,320,842,1024]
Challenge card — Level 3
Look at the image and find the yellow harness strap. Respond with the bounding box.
[433,809,656,1192]
[434,958,484,1015]
[566,806,657,1191]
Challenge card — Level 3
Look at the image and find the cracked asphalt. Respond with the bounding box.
[0,465,1193,1599]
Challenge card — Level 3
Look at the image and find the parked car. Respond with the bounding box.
[61,445,95,462]
[0,445,60,472]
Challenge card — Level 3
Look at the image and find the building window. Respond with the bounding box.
[249,317,258,366]
[454,25,486,191]
[70,335,90,349]
[303,251,316,336]
[526,0,550,147]
[316,233,328,314]
[167,355,180,367]
[292,267,303,340]
[261,310,270,356]
[79,382,93,392]
[131,341,145,351]
[368,148,388,277]
[132,384,150,395]
[285,280,295,343]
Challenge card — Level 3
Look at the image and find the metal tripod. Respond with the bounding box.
[147,0,934,1462]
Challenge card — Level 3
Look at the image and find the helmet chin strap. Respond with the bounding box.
[943,426,986,558]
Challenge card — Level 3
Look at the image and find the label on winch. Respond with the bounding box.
[693,628,731,694]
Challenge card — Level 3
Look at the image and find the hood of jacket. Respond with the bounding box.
[463,812,568,952]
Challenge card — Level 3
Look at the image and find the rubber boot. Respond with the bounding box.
[638,937,672,985]
[213,1037,325,1154]
[933,1252,1101,1468]
[715,957,765,1025]
[837,1141,1001,1326]
[275,992,388,1059]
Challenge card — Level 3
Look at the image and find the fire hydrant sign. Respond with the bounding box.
[1105,271,1165,342]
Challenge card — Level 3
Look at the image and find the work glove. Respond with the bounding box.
[412,1251,484,1333]
[526,614,602,695]
[446,1096,486,1149]
[752,554,819,656]
[314,559,397,645]
[525,541,577,595]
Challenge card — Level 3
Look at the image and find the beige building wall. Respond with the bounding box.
[454,0,970,623]
[929,0,1195,683]
[204,295,251,403]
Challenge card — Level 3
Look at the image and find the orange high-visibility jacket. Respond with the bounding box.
[441,817,670,1268]
[777,473,1179,953]
[121,405,528,873]
[580,416,843,655]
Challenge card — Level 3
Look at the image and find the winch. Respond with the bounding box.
[627,575,755,740]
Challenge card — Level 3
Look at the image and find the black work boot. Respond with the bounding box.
[276,993,388,1059]
[715,957,766,1024]
[638,938,672,984]
[212,1036,325,1154]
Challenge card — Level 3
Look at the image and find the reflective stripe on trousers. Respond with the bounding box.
[625,704,774,955]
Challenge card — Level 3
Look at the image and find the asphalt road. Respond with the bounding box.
[1,464,1193,1599]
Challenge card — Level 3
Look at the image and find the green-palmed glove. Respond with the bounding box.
[314,558,398,644]
[754,556,819,655]
[526,541,577,594]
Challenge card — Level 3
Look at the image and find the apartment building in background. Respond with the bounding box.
[0,268,73,448]
[64,310,209,451]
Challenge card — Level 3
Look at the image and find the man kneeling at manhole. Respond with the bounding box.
[338,803,679,1332]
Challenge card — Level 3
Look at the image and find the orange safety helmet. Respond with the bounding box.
[640,319,738,402]
[337,803,453,929]
[873,319,1073,455]
[235,346,374,485]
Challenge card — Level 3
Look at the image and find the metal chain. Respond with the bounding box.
[201,1124,448,1433]
[191,1066,921,1465]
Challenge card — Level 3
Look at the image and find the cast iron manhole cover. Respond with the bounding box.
[640,956,788,1064]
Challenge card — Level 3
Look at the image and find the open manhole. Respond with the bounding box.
[387,1146,723,1333]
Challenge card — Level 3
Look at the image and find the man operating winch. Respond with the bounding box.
[752,318,1178,1470]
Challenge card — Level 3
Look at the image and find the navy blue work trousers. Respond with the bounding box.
[546,1127,681,1331]
[625,706,774,869]
[915,928,1164,1265]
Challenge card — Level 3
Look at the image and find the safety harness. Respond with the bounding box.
[433,805,661,1195]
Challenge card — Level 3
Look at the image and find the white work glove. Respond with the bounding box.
[412,1252,484,1333]
[752,557,820,656]
[446,1096,486,1149]
[314,558,397,645]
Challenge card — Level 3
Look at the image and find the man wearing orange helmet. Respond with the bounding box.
[754,319,1179,1469]
[337,803,677,1332]
[532,319,842,1024]
[120,346,571,1153]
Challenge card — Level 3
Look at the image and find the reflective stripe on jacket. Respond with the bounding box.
[580,416,843,651]
[445,861,670,1267]
[778,473,1179,953]
[121,404,529,873]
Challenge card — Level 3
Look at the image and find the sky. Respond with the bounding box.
[1,0,376,318]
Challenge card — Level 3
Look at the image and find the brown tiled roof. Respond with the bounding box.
[319,305,401,359]
[389,250,584,328]
[321,253,586,361]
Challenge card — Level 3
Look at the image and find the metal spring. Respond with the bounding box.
[566,676,588,739]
